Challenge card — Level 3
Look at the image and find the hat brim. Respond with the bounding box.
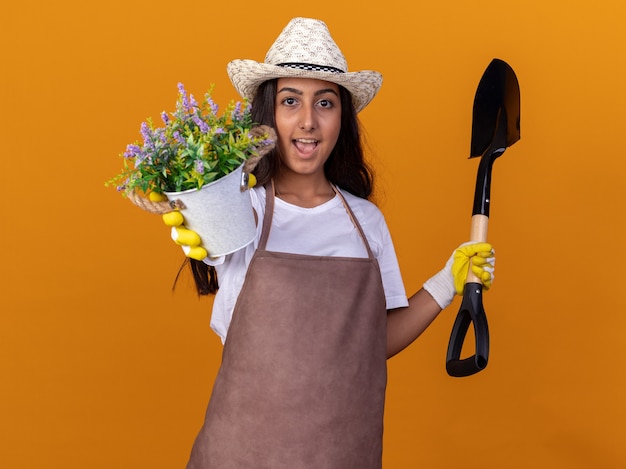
[227,59,382,113]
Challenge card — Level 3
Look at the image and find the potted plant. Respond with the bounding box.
[106,83,276,257]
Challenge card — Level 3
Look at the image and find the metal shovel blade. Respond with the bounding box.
[446,58,520,378]
[471,58,520,159]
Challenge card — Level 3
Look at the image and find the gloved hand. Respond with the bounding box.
[423,242,495,309]
[451,242,495,293]
[149,192,208,261]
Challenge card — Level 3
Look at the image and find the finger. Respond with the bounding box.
[481,270,493,284]
[476,251,495,259]
[458,242,493,258]
[471,264,493,283]
[172,226,201,247]
[162,211,184,227]
[182,245,208,261]
[470,256,490,266]
[149,192,168,202]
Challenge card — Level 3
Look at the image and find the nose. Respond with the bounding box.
[298,104,316,131]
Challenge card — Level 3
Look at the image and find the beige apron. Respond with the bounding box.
[187,185,387,469]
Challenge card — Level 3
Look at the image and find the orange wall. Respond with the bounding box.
[2,1,625,467]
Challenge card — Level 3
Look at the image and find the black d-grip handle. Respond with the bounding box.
[446,282,490,377]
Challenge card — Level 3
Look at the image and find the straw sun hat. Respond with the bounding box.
[226,17,383,113]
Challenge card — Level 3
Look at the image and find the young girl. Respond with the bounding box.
[169,17,495,469]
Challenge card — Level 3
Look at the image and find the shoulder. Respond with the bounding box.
[337,188,386,226]
[337,187,391,253]
[250,184,267,203]
[249,185,267,215]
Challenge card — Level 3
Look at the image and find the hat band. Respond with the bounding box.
[277,62,345,74]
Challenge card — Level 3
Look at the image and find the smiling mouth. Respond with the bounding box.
[293,138,319,154]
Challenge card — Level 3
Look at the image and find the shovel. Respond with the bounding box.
[445,58,520,377]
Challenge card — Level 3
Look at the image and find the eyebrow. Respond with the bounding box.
[277,86,339,97]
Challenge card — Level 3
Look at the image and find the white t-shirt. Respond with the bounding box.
[206,186,409,343]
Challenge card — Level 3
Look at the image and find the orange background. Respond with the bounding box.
[2,0,625,467]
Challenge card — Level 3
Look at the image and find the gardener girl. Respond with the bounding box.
[168,17,495,468]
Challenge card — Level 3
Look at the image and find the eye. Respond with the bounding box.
[318,99,334,108]
[282,97,298,106]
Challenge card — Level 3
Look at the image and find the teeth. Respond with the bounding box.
[295,139,317,143]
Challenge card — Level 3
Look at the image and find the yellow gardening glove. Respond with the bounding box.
[150,192,209,261]
[423,242,495,309]
[451,242,495,295]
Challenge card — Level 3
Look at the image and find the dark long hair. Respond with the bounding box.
[185,78,374,295]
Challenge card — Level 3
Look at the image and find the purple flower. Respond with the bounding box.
[140,122,156,152]
[214,127,225,135]
[155,128,165,141]
[231,102,243,121]
[173,131,185,144]
[195,160,205,174]
[140,122,151,141]
[161,111,169,125]
[205,93,218,115]
[178,83,191,112]
[192,115,209,133]
[124,144,141,158]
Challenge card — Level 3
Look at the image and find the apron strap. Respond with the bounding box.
[260,181,376,260]
[332,185,376,260]
[258,181,276,251]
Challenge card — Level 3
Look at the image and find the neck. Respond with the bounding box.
[274,173,335,208]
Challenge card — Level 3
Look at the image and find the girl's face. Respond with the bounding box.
[274,77,342,178]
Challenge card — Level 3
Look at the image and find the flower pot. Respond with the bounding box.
[165,165,256,257]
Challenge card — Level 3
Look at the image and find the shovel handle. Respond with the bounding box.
[446,214,490,377]
[446,282,489,376]
[467,214,488,283]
